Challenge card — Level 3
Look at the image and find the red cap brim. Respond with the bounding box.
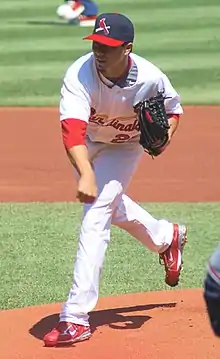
[83,34,124,47]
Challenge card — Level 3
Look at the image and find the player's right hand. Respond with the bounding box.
[76,171,98,204]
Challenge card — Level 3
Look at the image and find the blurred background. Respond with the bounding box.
[1,0,220,107]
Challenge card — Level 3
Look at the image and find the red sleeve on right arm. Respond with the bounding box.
[61,118,87,149]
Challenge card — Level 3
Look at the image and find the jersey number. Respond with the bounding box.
[111,134,131,143]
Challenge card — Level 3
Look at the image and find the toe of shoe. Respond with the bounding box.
[43,331,59,347]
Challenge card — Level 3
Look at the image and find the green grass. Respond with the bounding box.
[0,0,220,105]
[1,202,219,310]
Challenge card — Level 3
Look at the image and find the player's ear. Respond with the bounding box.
[124,42,133,55]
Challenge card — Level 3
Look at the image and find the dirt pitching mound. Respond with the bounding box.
[0,289,218,359]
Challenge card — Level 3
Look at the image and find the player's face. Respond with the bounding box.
[92,41,132,76]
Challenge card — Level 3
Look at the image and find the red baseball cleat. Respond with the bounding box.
[43,321,91,347]
[159,224,187,287]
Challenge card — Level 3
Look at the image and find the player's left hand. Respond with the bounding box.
[134,92,170,157]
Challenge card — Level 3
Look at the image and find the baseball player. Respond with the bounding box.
[56,0,98,26]
[43,12,187,347]
[204,246,220,336]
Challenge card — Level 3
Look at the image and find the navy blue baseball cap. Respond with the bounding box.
[83,13,134,47]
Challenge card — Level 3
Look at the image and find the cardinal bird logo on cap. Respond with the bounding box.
[95,18,110,35]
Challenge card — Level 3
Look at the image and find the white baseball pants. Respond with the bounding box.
[60,138,174,325]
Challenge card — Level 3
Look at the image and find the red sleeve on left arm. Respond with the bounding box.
[61,118,87,149]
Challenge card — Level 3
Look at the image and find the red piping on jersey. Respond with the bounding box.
[61,118,87,149]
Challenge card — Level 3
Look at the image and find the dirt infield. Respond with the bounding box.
[0,106,220,202]
[0,106,220,358]
[0,290,219,359]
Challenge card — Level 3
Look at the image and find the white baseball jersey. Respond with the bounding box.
[59,52,184,328]
[60,52,183,144]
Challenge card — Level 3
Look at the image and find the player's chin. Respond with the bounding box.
[95,59,107,72]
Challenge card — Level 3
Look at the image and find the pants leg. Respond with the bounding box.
[204,246,220,336]
[60,141,143,325]
[112,194,173,253]
[80,0,98,16]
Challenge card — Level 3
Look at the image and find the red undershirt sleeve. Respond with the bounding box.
[61,118,87,149]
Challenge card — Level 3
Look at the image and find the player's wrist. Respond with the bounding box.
[79,163,95,178]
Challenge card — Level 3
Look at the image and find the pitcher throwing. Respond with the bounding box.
[44,12,187,347]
